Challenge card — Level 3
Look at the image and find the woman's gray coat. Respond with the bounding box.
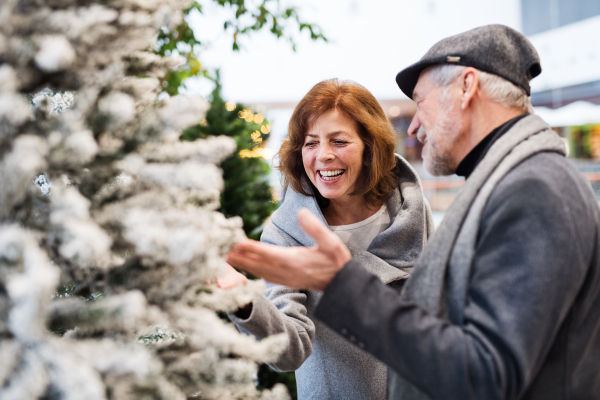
[230,155,434,400]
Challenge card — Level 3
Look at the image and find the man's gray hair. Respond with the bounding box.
[427,65,534,114]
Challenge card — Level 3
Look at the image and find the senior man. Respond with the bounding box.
[228,25,600,400]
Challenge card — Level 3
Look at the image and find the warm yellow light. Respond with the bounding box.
[251,131,262,143]
[389,106,401,117]
[238,109,254,121]
[254,114,264,124]
[239,148,273,159]
[261,124,271,134]
[225,102,236,111]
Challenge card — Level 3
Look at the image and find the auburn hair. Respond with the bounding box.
[277,79,398,208]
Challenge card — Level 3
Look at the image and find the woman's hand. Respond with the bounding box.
[216,263,253,319]
[216,263,248,289]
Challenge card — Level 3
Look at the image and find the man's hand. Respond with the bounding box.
[227,208,352,291]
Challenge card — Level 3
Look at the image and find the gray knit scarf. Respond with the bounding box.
[389,114,568,400]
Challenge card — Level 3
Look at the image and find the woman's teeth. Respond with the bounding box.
[319,170,344,181]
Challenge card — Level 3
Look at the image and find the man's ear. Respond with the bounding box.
[460,68,479,110]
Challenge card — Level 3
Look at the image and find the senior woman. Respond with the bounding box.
[220,78,434,400]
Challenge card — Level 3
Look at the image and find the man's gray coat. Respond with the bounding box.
[316,114,600,400]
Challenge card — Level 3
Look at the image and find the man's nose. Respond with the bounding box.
[407,114,421,137]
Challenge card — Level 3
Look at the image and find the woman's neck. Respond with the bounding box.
[323,195,380,226]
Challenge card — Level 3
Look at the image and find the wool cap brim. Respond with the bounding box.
[396,24,541,99]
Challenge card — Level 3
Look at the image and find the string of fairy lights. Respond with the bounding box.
[225,101,273,159]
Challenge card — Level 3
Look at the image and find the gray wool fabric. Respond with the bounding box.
[230,155,434,400]
[396,24,541,99]
[389,115,567,399]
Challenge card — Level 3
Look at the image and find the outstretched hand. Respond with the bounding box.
[227,208,352,291]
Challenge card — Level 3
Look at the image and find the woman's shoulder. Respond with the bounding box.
[260,220,298,247]
[265,186,327,248]
[393,153,421,184]
[275,185,320,215]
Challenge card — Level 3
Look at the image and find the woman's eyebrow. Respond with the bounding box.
[305,131,346,139]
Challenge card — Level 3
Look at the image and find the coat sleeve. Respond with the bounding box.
[314,162,592,400]
[229,223,316,372]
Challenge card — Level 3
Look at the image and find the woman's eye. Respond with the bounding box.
[333,140,348,145]
[304,142,316,147]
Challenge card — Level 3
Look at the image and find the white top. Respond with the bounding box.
[329,205,391,251]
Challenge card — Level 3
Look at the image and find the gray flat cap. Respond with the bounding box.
[396,24,541,99]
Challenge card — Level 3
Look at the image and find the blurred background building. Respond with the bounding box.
[524,0,600,108]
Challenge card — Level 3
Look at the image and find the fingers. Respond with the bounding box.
[297,208,351,266]
[297,208,336,247]
[232,239,292,265]
[227,250,294,287]
[227,249,263,272]
[228,248,278,277]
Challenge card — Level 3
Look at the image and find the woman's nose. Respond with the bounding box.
[317,143,335,161]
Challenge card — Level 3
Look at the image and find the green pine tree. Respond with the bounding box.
[181,72,277,239]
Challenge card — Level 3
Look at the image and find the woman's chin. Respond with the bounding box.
[314,185,345,200]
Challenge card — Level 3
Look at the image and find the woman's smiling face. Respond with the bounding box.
[302,109,365,202]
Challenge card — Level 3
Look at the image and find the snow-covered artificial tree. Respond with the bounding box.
[0,1,288,399]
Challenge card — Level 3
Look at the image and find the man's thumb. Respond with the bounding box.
[298,208,351,267]
[297,208,340,250]
[298,208,326,238]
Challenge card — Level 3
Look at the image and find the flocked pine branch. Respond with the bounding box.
[0,0,288,399]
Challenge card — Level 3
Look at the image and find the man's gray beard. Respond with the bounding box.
[420,101,460,176]
[425,150,454,176]
[420,126,455,176]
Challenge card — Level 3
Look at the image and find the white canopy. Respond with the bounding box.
[534,101,600,127]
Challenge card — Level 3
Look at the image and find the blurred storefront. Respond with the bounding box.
[391,109,600,223]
